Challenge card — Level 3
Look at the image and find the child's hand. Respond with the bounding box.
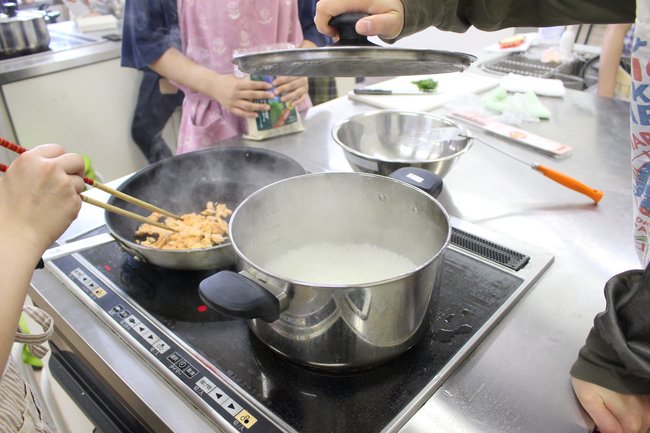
[210,75,275,118]
[272,76,309,106]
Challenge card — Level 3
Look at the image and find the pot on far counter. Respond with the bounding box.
[0,2,59,57]
[199,172,450,370]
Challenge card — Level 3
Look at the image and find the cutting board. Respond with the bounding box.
[348,72,499,111]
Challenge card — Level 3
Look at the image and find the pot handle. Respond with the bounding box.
[3,2,17,17]
[199,270,280,323]
[44,10,61,24]
[389,167,443,197]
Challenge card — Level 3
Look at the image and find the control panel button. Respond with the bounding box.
[143,331,160,345]
[133,323,150,337]
[71,269,86,280]
[208,386,229,405]
[92,287,107,298]
[196,377,216,394]
[183,366,199,379]
[124,315,140,328]
[152,340,170,354]
[221,398,243,417]
[167,352,182,364]
[235,410,258,429]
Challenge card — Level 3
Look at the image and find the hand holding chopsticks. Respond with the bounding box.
[0,138,178,232]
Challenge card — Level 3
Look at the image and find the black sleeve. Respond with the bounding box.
[397,0,635,39]
[121,0,181,70]
[570,265,650,394]
[298,0,332,47]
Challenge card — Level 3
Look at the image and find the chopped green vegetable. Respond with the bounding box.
[411,78,438,92]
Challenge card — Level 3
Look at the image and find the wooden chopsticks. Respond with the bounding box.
[0,138,179,232]
[81,195,176,232]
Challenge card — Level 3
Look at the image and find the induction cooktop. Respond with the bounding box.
[43,218,553,433]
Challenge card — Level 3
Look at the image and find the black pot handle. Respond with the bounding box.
[330,13,377,47]
[44,10,60,24]
[199,270,280,323]
[389,167,444,197]
[3,2,17,17]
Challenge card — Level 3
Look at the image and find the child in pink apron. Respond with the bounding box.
[173,0,312,153]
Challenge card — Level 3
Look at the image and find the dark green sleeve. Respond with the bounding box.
[395,0,635,39]
[570,267,650,394]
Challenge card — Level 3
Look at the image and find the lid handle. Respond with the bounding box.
[329,13,378,47]
[3,2,17,17]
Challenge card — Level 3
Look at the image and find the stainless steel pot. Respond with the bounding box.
[199,172,450,370]
[0,3,58,57]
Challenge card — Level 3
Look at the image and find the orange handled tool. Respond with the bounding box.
[533,164,603,204]
[462,134,604,204]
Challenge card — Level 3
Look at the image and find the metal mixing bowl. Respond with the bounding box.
[332,110,472,177]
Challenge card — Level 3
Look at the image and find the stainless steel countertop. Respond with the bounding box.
[240,91,636,432]
[30,86,636,433]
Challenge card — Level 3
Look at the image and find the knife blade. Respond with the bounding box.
[353,88,436,95]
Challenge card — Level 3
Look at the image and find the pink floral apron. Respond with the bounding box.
[175,0,310,154]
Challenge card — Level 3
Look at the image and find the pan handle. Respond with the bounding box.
[330,13,378,47]
[113,237,150,264]
[199,270,283,323]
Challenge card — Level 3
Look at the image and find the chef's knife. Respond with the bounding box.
[353,88,436,95]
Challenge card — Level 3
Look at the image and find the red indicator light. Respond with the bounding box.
[103,265,112,272]
[197,305,208,313]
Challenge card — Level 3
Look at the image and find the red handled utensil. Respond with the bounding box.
[0,162,176,232]
[0,137,182,220]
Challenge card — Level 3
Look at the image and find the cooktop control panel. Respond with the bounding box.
[51,258,278,433]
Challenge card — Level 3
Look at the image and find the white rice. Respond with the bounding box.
[263,242,417,285]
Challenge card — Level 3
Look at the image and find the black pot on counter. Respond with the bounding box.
[0,2,59,58]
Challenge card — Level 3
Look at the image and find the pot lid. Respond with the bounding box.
[232,14,477,77]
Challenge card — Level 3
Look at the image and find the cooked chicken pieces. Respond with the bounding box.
[135,201,232,250]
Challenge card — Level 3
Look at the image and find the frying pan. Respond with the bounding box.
[233,14,476,77]
[105,147,306,270]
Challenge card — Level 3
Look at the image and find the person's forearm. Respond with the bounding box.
[301,40,317,48]
[597,24,631,98]
[399,0,635,37]
[570,267,650,393]
[0,235,41,372]
[149,48,223,99]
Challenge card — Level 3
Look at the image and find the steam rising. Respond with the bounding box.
[106,147,305,246]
